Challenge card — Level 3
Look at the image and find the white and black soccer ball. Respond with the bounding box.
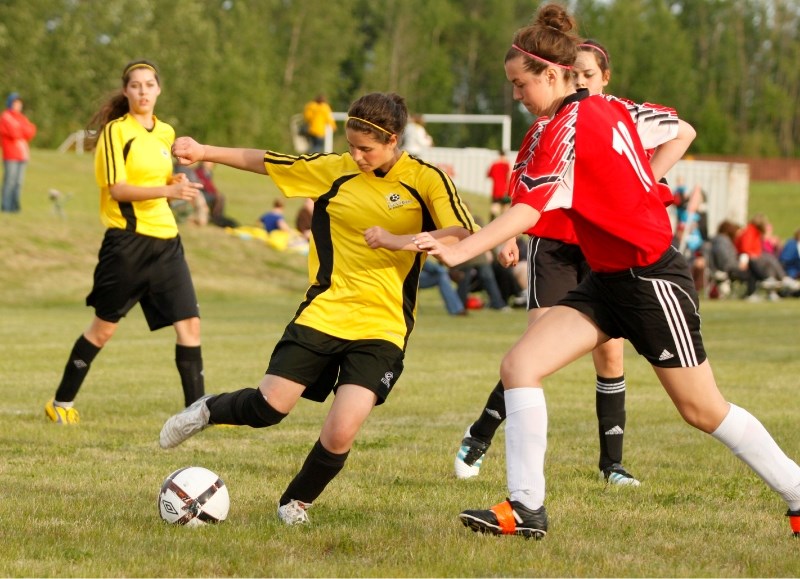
[158,466,230,527]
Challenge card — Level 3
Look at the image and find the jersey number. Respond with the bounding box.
[612,122,653,191]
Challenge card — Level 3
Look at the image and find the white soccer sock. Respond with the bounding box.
[712,403,800,510]
[505,387,547,511]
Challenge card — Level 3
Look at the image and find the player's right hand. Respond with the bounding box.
[172,137,204,165]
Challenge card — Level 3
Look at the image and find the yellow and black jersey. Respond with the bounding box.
[264,150,477,350]
[95,114,177,239]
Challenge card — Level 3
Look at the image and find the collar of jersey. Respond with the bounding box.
[556,88,590,116]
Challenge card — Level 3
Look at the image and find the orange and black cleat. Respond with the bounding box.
[459,499,547,539]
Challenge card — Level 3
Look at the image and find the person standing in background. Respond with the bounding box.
[487,151,511,219]
[45,60,206,425]
[303,94,337,154]
[0,92,37,212]
[402,114,434,157]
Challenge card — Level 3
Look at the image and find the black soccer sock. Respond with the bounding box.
[206,387,287,428]
[469,380,507,443]
[176,344,205,407]
[279,439,349,506]
[596,374,626,471]
[54,335,101,403]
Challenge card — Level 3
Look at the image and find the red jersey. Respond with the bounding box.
[512,91,680,272]
[735,223,763,258]
[487,158,511,200]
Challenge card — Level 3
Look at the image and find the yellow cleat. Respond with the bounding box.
[44,399,80,425]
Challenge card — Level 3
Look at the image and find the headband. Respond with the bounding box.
[511,44,572,70]
[124,63,157,77]
[347,116,393,136]
[578,43,610,63]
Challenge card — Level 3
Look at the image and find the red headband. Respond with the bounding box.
[578,43,609,63]
[511,44,572,70]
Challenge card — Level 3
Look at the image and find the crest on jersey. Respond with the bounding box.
[385,192,412,210]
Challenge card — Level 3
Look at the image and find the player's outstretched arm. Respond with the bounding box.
[414,204,539,267]
[172,137,267,175]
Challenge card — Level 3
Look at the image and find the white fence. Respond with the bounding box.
[422,146,749,234]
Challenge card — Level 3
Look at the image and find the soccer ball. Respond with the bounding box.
[158,466,230,527]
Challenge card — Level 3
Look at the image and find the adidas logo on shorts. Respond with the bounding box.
[658,349,674,361]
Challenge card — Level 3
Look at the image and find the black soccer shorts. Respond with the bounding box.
[527,236,590,309]
[559,247,707,368]
[87,229,199,330]
[266,322,405,405]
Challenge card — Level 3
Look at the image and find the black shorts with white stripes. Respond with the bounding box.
[558,247,707,368]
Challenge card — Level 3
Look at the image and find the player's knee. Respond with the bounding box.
[253,395,287,427]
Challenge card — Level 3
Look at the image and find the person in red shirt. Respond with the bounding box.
[415,3,800,540]
[0,92,37,212]
[487,150,511,219]
[454,38,643,488]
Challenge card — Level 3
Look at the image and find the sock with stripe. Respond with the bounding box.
[596,374,626,471]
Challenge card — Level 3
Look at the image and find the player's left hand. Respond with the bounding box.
[497,237,519,268]
[365,226,396,250]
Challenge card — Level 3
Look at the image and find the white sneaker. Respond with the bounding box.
[761,277,780,290]
[278,499,311,525]
[600,463,641,487]
[159,395,212,449]
[781,276,800,291]
[454,427,491,480]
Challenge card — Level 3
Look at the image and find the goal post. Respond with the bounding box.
[327,112,512,154]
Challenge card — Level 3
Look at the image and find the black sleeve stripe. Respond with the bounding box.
[520,174,559,189]
[409,157,475,232]
[101,120,116,186]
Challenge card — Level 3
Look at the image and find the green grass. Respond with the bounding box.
[1,150,799,577]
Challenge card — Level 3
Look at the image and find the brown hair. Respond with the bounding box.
[578,39,611,75]
[346,92,408,144]
[85,59,161,149]
[505,3,579,79]
[716,220,741,241]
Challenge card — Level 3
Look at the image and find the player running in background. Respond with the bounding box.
[45,60,206,425]
[416,3,800,539]
[455,38,640,488]
[159,92,478,526]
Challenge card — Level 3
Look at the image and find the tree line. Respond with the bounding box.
[1,0,798,157]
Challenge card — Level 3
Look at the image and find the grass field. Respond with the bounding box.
[1,150,799,577]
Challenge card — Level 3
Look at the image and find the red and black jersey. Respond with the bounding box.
[512,90,680,272]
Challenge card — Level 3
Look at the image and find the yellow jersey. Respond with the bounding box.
[95,114,178,239]
[265,151,477,349]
